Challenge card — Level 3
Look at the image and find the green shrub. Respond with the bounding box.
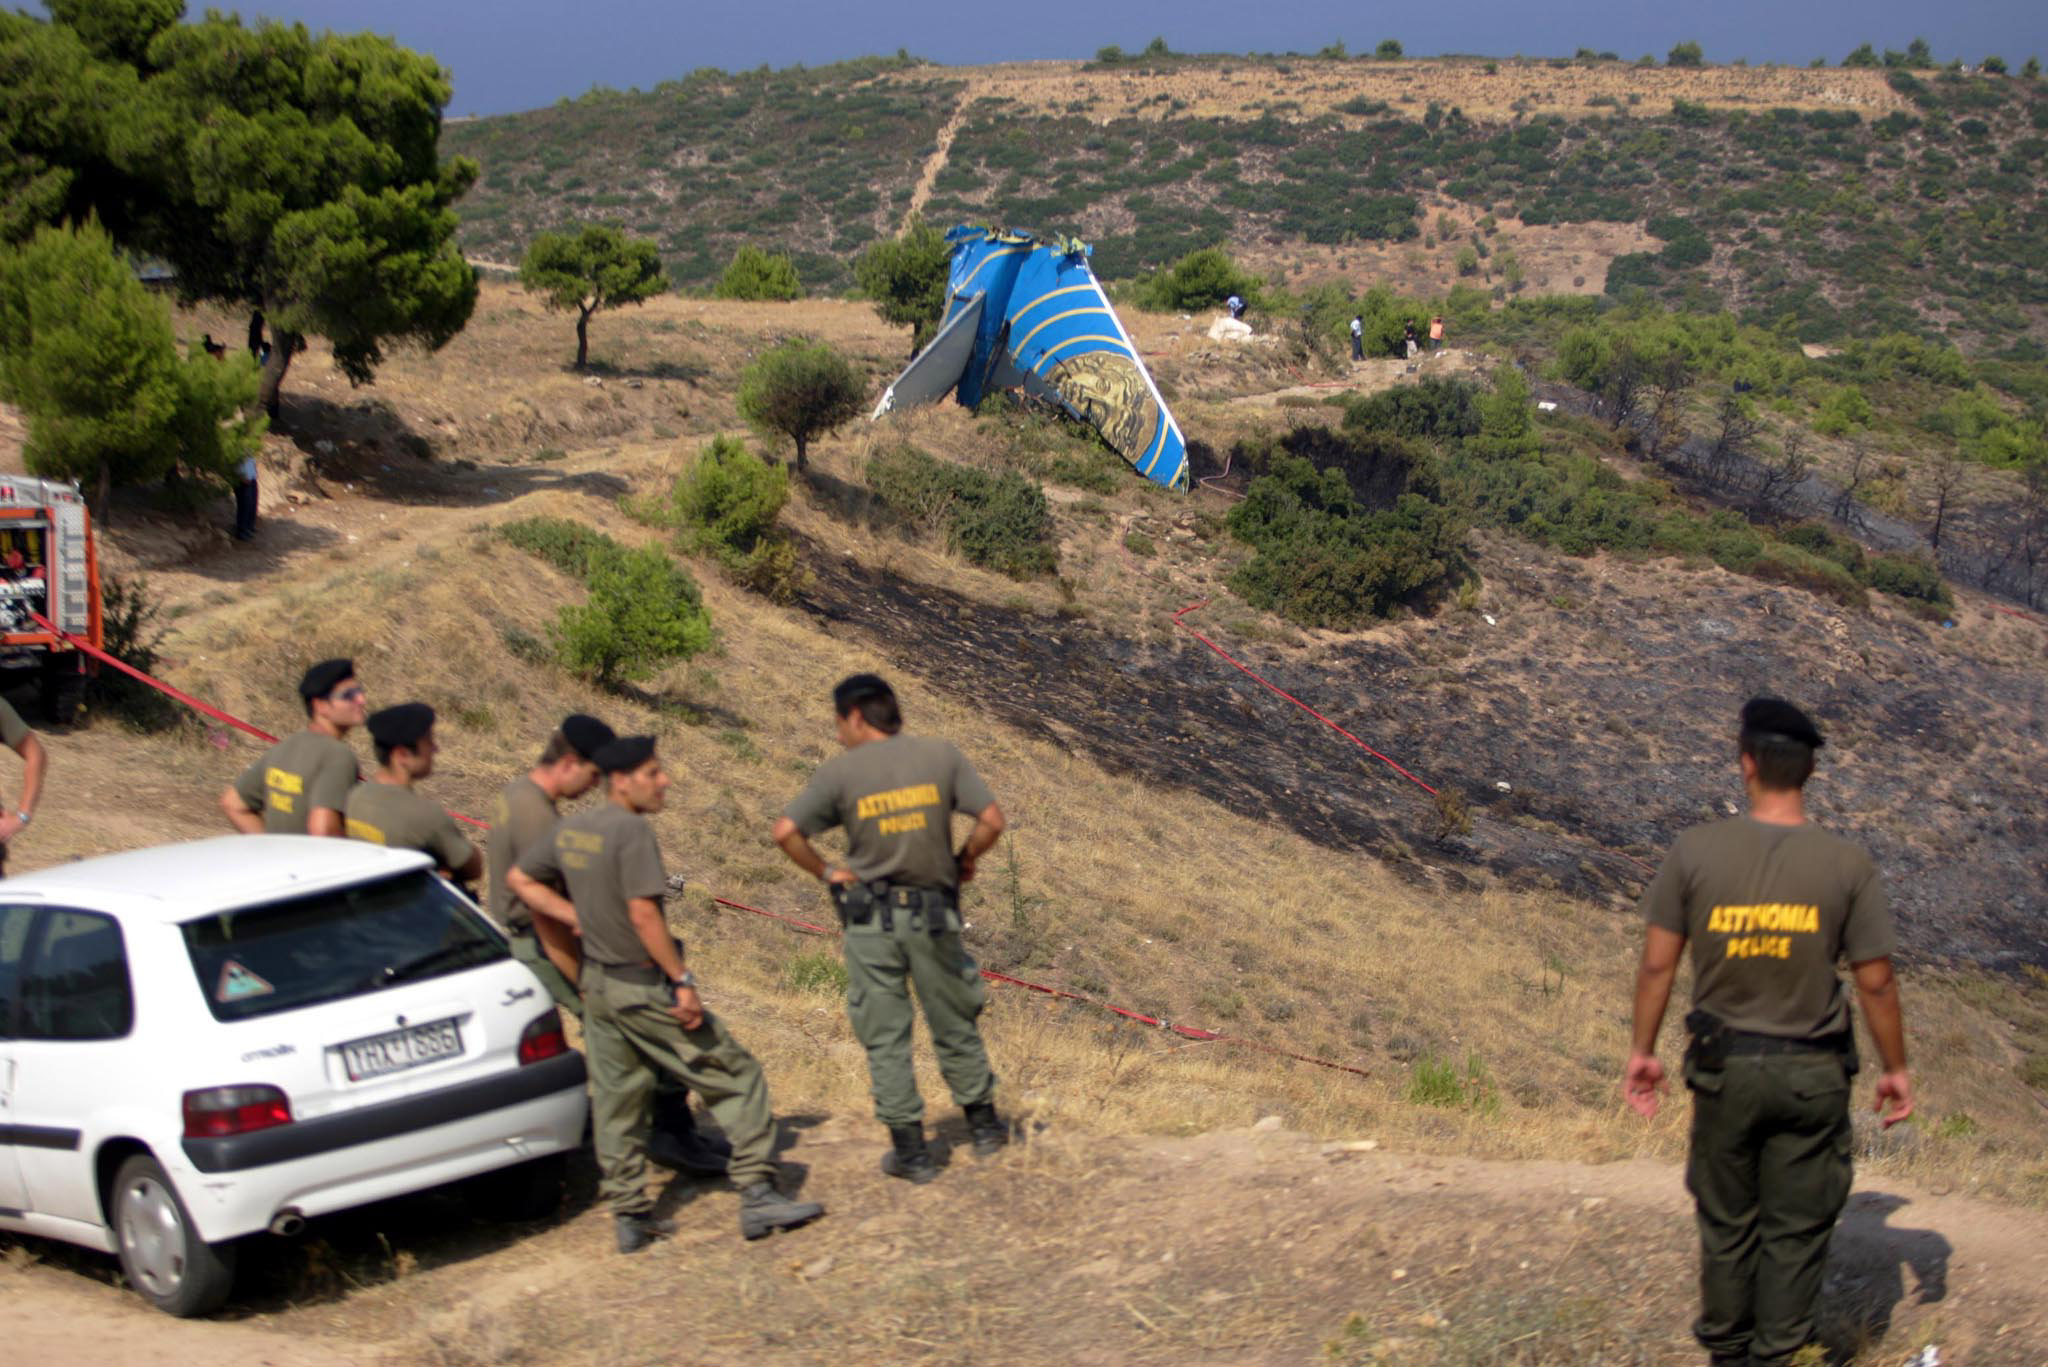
[1406,1054,1499,1112]
[552,544,714,687]
[1227,456,1465,628]
[1344,378,1482,440]
[1865,552,1951,605]
[1812,388,1873,435]
[499,516,618,578]
[91,574,185,731]
[0,222,264,497]
[1779,521,1868,575]
[782,948,850,996]
[1123,530,1157,557]
[713,244,803,300]
[1748,543,1870,608]
[867,444,1058,577]
[672,435,789,556]
[1131,246,1263,312]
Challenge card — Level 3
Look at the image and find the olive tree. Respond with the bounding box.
[735,338,866,471]
[519,224,669,368]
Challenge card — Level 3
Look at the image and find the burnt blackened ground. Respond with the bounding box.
[800,534,2048,969]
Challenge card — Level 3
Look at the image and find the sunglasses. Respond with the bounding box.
[333,686,366,702]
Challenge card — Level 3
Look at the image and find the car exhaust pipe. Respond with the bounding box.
[268,1208,306,1238]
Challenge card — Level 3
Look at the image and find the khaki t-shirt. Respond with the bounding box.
[487,776,558,927]
[344,780,475,873]
[0,697,29,749]
[233,731,360,834]
[1640,816,1896,1039]
[516,805,669,967]
[783,734,997,889]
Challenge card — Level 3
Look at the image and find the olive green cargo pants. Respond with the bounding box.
[581,962,779,1214]
[1685,1051,1855,1366]
[843,908,995,1127]
[512,927,696,1127]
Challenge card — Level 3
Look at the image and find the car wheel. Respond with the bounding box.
[111,1154,237,1317]
[464,1152,567,1223]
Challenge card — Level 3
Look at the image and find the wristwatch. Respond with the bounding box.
[668,971,698,991]
[13,809,27,826]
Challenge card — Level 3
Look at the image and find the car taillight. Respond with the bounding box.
[183,1085,293,1139]
[518,1010,569,1066]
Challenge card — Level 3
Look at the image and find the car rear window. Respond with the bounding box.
[182,871,510,1023]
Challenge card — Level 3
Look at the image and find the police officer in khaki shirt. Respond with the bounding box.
[0,695,48,876]
[773,673,1009,1184]
[1626,696,1913,1367]
[487,714,729,1177]
[508,736,821,1251]
[221,658,365,836]
[343,703,482,883]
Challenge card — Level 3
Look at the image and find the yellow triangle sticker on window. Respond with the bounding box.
[217,959,275,1002]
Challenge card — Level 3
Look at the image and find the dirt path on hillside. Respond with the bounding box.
[6,1128,2041,1364]
[905,90,971,226]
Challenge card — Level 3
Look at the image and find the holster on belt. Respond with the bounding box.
[831,881,957,934]
[830,880,885,930]
[1684,1008,1729,1071]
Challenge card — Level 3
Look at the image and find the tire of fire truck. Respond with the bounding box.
[40,652,87,726]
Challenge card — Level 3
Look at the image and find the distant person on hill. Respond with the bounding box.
[490,714,730,1179]
[773,673,1010,1184]
[220,658,364,836]
[1349,315,1365,362]
[1624,696,1913,1367]
[343,702,483,885]
[1430,315,1445,353]
[201,333,226,360]
[1226,293,1245,321]
[1403,321,1420,360]
[0,695,48,878]
[232,454,258,541]
[509,736,824,1250]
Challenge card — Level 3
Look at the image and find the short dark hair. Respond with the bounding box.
[1740,731,1815,790]
[537,731,574,766]
[1738,695,1823,791]
[1739,725,1817,790]
[832,673,902,735]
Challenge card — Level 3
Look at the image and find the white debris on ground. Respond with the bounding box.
[1207,316,1255,342]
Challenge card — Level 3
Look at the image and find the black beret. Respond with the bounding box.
[298,658,356,701]
[367,702,436,750]
[1741,696,1825,748]
[594,734,657,773]
[560,713,616,760]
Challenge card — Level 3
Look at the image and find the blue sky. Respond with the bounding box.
[71,1,2048,116]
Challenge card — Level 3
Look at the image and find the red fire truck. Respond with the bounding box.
[0,473,101,722]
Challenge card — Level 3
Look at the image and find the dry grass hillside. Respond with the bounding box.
[904,57,1913,124]
[1,285,2045,1363]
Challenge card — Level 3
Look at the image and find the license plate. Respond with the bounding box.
[340,1017,463,1082]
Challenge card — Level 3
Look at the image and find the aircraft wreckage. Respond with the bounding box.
[872,225,1190,491]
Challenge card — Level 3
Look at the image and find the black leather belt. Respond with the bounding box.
[1724,1030,1845,1056]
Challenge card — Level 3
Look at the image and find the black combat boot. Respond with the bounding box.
[614,1210,677,1254]
[879,1124,938,1183]
[964,1101,1009,1157]
[737,1183,825,1240]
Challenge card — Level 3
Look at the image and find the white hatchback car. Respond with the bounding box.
[0,836,588,1316]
